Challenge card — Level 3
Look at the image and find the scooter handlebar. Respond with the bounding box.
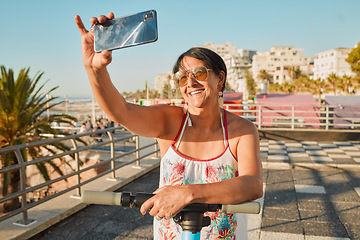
[81,190,123,206]
[221,201,260,214]
[81,190,261,214]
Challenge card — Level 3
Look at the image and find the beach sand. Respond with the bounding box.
[52,100,107,122]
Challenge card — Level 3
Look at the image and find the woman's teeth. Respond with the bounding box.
[189,90,203,96]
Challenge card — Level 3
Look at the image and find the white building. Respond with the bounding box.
[252,46,314,84]
[203,42,256,98]
[203,42,238,58]
[154,73,172,98]
[313,48,355,80]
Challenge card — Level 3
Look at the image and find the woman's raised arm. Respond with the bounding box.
[74,13,180,138]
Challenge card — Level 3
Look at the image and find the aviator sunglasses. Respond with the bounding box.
[173,66,212,87]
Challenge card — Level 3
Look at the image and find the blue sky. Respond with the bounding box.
[1,0,359,99]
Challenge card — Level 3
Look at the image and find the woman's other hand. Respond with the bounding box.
[74,12,114,71]
[140,185,193,220]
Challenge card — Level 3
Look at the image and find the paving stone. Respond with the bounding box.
[345,151,360,157]
[304,146,322,150]
[285,143,303,147]
[302,221,348,238]
[299,209,338,223]
[289,152,309,157]
[306,150,328,156]
[297,200,333,211]
[318,143,338,148]
[260,147,269,151]
[287,148,306,153]
[263,207,300,221]
[310,156,333,162]
[260,231,304,240]
[340,146,359,151]
[261,218,303,235]
[323,148,344,153]
[301,141,318,145]
[268,155,289,161]
[333,141,352,146]
[268,150,288,155]
[295,185,326,194]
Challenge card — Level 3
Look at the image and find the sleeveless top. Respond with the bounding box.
[154,109,247,240]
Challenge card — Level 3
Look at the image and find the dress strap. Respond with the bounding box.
[221,109,229,147]
[174,112,189,150]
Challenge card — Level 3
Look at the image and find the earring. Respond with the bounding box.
[218,85,223,97]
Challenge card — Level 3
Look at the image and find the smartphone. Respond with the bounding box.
[93,10,158,52]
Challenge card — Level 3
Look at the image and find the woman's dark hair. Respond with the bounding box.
[173,47,227,92]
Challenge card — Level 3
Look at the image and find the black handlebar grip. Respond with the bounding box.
[133,192,155,208]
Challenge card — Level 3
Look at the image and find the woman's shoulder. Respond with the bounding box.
[156,105,185,139]
[225,110,258,137]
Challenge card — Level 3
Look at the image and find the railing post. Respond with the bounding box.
[155,140,159,158]
[13,148,36,226]
[325,105,329,130]
[106,130,116,179]
[70,138,81,198]
[134,135,141,168]
[258,105,262,129]
[291,105,295,129]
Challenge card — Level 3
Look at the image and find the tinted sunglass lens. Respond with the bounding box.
[192,66,208,81]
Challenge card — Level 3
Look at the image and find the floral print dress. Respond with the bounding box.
[153,109,247,240]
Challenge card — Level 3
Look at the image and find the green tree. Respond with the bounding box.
[287,66,303,81]
[0,66,77,212]
[269,83,281,93]
[245,68,257,97]
[339,74,359,94]
[308,78,330,103]
[279,82,295,94]
[346,42,360,77]
[292,76,312,93]
[258,69,273,84]
[326,73,342,95]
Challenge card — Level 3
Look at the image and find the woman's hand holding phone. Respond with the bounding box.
[74,13,114,71]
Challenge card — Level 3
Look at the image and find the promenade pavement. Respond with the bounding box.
[8,140,360,239]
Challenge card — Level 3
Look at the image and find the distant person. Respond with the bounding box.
[75,13,262,239]
[85,116,93,131]
[80,122,87,141]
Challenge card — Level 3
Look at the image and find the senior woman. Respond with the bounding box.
[75,12,262,240]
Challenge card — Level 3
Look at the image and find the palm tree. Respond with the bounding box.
[339,74,359,94]
[0,66,78,212]
[245,68,257,97]
[280,82,295,94]
[308,78,330,103]
[292,76,311,93]
[326,73,342,95]
[258,69,273,84]
[287,66,303,82]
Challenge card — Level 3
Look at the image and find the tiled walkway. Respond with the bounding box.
[258,140,360,240]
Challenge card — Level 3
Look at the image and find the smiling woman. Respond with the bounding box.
[75,12,262,239]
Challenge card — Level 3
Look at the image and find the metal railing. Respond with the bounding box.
[0,126,159,226]
[223,103,360,130]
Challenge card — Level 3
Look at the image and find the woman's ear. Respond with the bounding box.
[218,71,225,85]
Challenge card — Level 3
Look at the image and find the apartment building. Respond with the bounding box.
[154,73,172,98]
[313,48,355,80]
[252,46,314,84]
[204,42,256,97]
[203,42,238,58]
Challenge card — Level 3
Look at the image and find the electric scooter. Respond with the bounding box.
[82,190,261,240]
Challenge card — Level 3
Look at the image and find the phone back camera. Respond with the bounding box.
[144,12,154,21]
